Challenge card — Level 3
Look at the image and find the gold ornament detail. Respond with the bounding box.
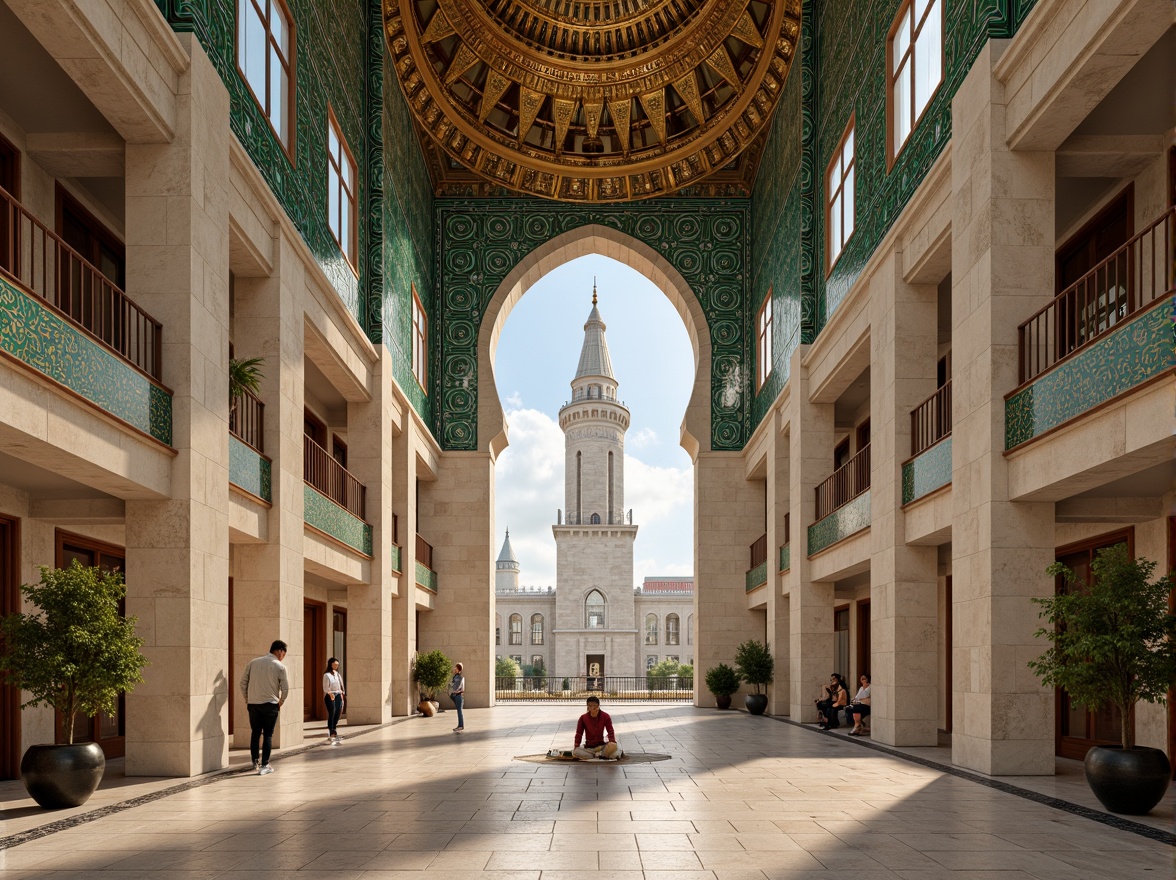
[444,43,480,86]
[479,71,512,123]
[582,100,604,139]
[673,71,705,127]
[731,10,765,48]
[638,89,667,145]
[518,87,546,143]
[420,8,454,43]
[552,98,577,152]
[607,96,632,153]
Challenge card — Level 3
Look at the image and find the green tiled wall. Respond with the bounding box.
[807,491,871,556]
[745,561,768,592]
[779,543,791,572]
[229,435,272,502]
[304,484,373,556]
[433,199,752,451]
[1005,299,1175,449]
[390,543,402,573]
[902,437,951,505]
[415,561,437,592]
[0,276,172,444]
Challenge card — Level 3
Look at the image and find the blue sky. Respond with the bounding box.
[492,254,695,587]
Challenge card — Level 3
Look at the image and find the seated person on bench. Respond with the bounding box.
[572,696,619,760]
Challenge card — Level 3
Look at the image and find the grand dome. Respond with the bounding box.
[383,0,801,202]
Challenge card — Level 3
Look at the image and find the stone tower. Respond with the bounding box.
[553,288,639,678]
[495,529,520,593]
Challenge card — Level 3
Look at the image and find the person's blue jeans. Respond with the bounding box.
[452,693,464,728]
[324,694,343,736]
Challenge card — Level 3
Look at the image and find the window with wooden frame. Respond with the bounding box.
[237,0,295,156]
[756,290,773,390]
[826,118,855,270]
[887,0,942,165]
[326,107,357,271]
[411,285,428,391]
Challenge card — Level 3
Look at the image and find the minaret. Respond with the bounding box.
[495,529,520,593]
[552,286,639,677]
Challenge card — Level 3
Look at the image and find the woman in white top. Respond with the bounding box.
[323,657,345,743]
[847,673,871,736]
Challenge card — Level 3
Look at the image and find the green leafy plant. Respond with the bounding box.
[1029,544,1176,750]
[412,649,452,700]
[561,677,570,690]
[229,356,265,401]
[0,562,148,744]
[704,662,741,698]
[734,639,774,695]
[677,663,694,686]
[495,656,521,679]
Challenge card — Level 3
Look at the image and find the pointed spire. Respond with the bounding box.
[575,285,615,380]
[496,529,519,568]
[592,277,597,305]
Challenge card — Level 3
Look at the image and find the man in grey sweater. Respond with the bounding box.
[240,640,290,775]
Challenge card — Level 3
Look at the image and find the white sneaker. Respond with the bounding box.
[258,765,275,775]
[332,736,341,745]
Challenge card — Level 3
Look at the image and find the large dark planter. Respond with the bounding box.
[1084,746,1171,815]
[745,693,768,715]
[21,743,105,809]
[715,695,732,710]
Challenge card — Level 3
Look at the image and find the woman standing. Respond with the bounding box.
[449,662,465,732]
[323,657,345,743]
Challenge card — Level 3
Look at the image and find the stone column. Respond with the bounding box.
[389,415,418,715]
[345,350,395,723]
[123,38,232,776]
[766,417,791,712]
[786,346,835,721]
[869,252,939,746]
[950,43,1055,775]
[694,451,763,707]
[229,235,306,751]
[417,450,496,707]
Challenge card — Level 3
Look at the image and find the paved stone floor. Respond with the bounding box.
[0,704,1172,878]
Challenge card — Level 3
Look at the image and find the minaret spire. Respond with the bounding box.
[592,277,597,305]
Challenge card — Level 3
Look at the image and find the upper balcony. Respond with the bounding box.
[303,434,372,557]
[809,444,871,557]
[1007,207,1174,449]
[903,381,953,506]
[745,532,767,592]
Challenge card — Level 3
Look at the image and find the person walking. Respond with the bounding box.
[449,662,466,732]
[323,657,345,744]
[240,639,289,775]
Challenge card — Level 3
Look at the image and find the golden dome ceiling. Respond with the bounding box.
[384,0,801,202]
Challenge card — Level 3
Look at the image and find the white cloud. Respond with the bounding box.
[502,391,524,409]
[628,427,658,449]
[494,405,694,587]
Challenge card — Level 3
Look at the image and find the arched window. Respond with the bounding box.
[687,613,693,645]
[509,613,522,645]
[666,613,680,646]
[585,590,605,629]
[590,512,601,524]
[645,613,658,645]
[531,613,544,645]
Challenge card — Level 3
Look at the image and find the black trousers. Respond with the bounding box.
[248,702,281,765]
[815,698,841,727]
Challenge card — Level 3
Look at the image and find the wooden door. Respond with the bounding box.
[1055,529,1133,760]
[0,515,19,779]
[55,531,126,758]
[303,601,326,721]
[586,654,604,690]
[856,599,871,685]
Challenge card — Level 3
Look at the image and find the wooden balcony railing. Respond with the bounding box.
[910,380,951,456]
[229,387,264,452]
[749,533,767,570]
[416,533,433,570]
[303,435,366,519]
[1018,207,1174,385]
[0,185,162,380]
[815,444,871,520]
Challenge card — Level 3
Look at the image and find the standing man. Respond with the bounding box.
[449,662,465,732]
[241,639,289,775]
[572,696,619,760]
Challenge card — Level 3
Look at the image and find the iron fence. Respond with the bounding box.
[495,675,693,702]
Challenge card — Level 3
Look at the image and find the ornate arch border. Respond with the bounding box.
[434,200,751,453]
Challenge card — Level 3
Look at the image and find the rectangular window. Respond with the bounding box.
[826,118,855,271]
[237,0,295,156]
[888,0,942,164]
[411,286,428,391]
[646,656,657,671]
[756,291,773,390]
[327,108,357,271]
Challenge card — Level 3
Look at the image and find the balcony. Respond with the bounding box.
[910,381,951,457]
[0,185,161,380]
[303,435,366,519]
[746,532,767,591]
[778,512,791,572]
[415,533,436,591]
[1018,207,1173,384]
[815,444,870,521]
[904,383,953,506]
[229,387,265,452]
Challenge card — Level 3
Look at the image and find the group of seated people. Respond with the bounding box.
[814,672,870,734]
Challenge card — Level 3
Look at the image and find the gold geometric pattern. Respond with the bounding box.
[383,0,802,202]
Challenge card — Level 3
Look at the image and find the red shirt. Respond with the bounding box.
[575,709,616,747]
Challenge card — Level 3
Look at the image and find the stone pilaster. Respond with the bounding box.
[766,414,791,712]
[123,38,232,776]
[950,43,1055,775]
[389,416,419,715]
[869,252,939,746]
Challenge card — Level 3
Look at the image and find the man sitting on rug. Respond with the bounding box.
[572,696,620,760]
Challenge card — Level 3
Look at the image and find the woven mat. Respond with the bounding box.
[513,753,671,765]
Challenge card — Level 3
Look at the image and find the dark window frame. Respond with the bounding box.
[235,0,297,161]
[326,105,358,273]
[825,115,856,274]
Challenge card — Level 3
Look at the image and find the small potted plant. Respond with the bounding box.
[1029,544,1176,814]
[412,649,452,716]
[734,639,774,715]
[0,562,148,809]
[705,662,740,709]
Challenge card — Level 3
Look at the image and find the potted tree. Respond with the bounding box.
[1029,544,1176,814]
[412,649,452,717]
[0,562,148,809]
[705,662,741,710]
[735,639,774,715]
